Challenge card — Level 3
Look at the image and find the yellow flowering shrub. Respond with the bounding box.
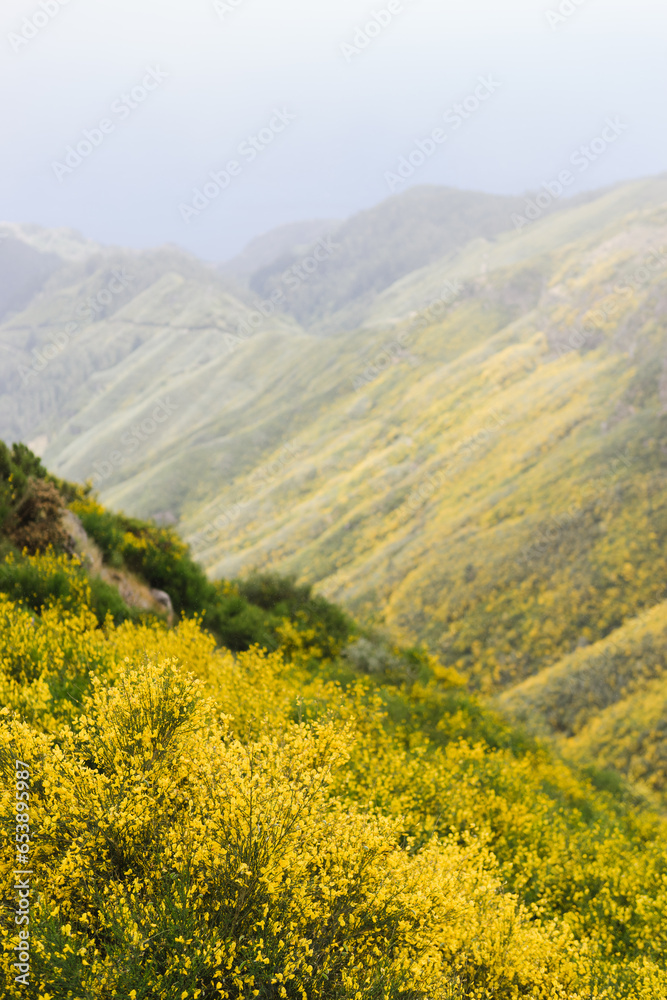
[0,556,666,997]
[2,658,587,999]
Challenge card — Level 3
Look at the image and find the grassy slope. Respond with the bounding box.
[0,236,253,451]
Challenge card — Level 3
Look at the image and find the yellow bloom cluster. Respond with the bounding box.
[0,558,665,997]
[0,656,576,999]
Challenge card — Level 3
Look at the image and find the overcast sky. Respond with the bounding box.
[1,0,665,261]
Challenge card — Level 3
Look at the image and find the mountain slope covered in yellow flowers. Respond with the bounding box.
[178,176,667,697]
[0,447,666,997]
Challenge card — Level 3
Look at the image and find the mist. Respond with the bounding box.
[1,0,665,260]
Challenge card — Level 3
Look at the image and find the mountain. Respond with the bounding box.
[498,597,667,802]
[2,176,667,708]
[247,185,532,330]
[219,217,339,281]
[0,224,268,464]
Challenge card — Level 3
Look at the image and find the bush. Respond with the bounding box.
[71,499,356,656]
[343,636,406,675]
[0,546,666,996]
[68,500,126,566]
[0,550,88,615]
[0,550,138,626]
[237,572,356,658]
[0,658,590,999]
[0,440,48,537]
[8,478,73,555]
[71,498,216,613]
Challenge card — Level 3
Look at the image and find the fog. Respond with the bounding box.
[1,0,664,260]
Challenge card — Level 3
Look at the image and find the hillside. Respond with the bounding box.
[245,186,531,329]
[0,226,262,454]
[498,597,667,804]
[2,177,667,700]
[0,443,666,997]
[183,175,667,686]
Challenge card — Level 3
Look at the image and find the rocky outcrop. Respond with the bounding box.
[62,509,174,622]
[150,588,174,625]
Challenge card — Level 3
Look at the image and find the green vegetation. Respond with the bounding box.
[0,445,356,656]
[0,440,50,550]
[0,550,138,626]
[178,177,667,700]
[70,494,355,656]
[5,181,667,686]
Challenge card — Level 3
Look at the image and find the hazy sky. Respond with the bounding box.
[1,0,665,261]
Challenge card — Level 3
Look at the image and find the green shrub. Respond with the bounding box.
[71,498,214,612]
[237,571,356,657]
[0,552,83,615]
[0,440,48,535]
[204,588,277,651]
[0,550,138,626]
[71,499,357,655]
[87,575,141,626]
[68,501,126,566]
